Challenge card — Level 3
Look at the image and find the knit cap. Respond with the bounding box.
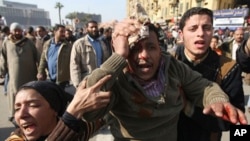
[10,22,22,31]
[18,81,67,116]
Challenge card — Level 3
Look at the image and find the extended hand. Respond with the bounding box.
[66,75,112,119]
[203,102,248,125]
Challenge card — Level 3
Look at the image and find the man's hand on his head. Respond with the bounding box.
[112,19,141,58]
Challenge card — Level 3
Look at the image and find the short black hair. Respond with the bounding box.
[86,20,98,27]
[212,35,219,41]
[179,7,213,31]
[1,26,10,33]
[99,27,104,34]
[53,24,65,31]
[27,26,34,34]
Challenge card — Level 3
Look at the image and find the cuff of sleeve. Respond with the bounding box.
[62,111,84,132]
[101,53,127,73]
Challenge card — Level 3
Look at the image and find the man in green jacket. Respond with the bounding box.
[82,19,247,141]
[37,24,71,90]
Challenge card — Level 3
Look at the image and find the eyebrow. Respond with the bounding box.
[15,99,41,106]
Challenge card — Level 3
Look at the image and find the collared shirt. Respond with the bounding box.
[47,38,61,81]
[87,35,103,67]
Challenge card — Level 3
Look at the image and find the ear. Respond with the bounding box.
[178,29,184,41]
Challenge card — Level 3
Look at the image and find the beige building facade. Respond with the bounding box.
[127,0,234,23]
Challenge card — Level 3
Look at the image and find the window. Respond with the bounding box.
[186,2,189,11]
[180,3,183,13]
[197,2,202,7]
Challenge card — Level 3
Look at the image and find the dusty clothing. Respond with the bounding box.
[0,36,39,116]
[83,53,229,141]
[25,34,36,43]
[175,47,245,141]
[70,35,111,87]
[38,38,71,84]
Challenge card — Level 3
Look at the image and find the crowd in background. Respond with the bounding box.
[0,13,250,120]
[0,6,250,140]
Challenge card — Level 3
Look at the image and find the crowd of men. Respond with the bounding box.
[0,6,250,141]
[0,20,113,121]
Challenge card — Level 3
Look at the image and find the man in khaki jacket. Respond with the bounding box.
[70,20,111,87]
[37,24,71,90]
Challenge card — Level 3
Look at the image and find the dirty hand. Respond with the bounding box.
[112,18,141,58]
[66,75,112,119]
[203,102,248,125]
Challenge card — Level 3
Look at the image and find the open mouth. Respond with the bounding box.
[195,40,205,45]
[194,40,206,48]
[22,123,36,134]
[137,63,153,72]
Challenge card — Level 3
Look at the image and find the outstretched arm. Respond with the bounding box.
[66,75,112,119]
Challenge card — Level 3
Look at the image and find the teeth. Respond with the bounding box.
[26,127,30,132]
[22,124,31,130]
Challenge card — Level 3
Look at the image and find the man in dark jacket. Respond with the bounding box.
[175,7,245,141]
[236,35,250,113]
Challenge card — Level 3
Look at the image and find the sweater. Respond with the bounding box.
[83,53,229,141]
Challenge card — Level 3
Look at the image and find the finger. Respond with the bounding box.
[114,21,140,35]
[203,106,212,115]
[91,75,112,90]
[84,97,110,113]
[205,103,226,117]
[236,109,248,125]
[223,104,237,124]
[97,92,111,100]
[203,105,222,117]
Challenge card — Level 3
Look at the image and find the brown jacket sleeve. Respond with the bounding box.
[47,119,83,141]
[47,118,104,141]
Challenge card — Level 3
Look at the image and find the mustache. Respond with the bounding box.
[137,58,153,66]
